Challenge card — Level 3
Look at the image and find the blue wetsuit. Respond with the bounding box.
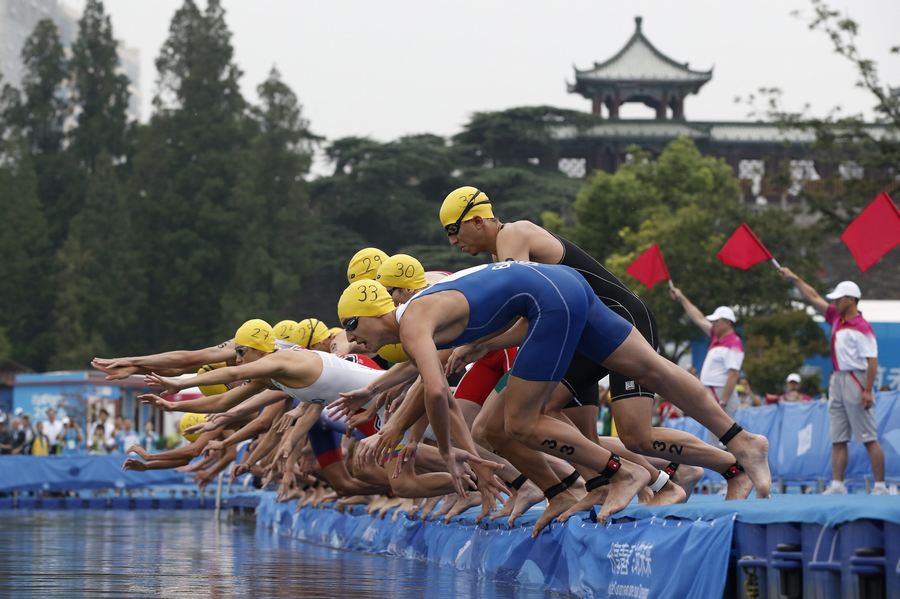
[399,261,634,382]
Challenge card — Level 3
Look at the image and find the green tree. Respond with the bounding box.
[50,156,143,369]
[741,310,828,394]
[130,0,251,350]
[221,68,319,325]
[578,138,823,365]
[2,19,79,246]
[742,0,899,296]
[69,0,132,172]
[0,135,55,368]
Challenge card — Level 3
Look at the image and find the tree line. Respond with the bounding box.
[0,0,894,395]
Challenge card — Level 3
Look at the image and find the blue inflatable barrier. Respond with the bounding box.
[0,454,190,491]
[665,391,900,486]
[256,494,735,598]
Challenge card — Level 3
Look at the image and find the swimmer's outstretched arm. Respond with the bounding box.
[219,389,289,420]
[130,429,221,462]
[145,352,294,394]
[141,381,264,414]
[209,401,286,453]
[93,341,236,378]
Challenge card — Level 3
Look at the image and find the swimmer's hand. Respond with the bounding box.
[184,415,227,436]
[392,442,417,479]
[144,373,182,396]
[274,406,303,433]
[372,421,404,465]
[445,344,488,375]
[445,448,480,497]
[203,439,225,455]
[122,457,148,472]
[332,385,376,420]
[472,461,508,507]
[92,357,141,380]
[138,393,177,412]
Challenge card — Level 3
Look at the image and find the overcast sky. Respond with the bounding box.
[64,0,899,143]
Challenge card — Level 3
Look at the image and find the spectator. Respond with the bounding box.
[780,373,812,403]
[780,270,887,496]
[31,421,50,456]
[89,423,108,454]
[118,420,140,453]
[61,417,84,455]
[42,408,65,454]
[736,377,762,408]
[141,422,160,452]
[13,414,34,455]
[880,384,892,392]
[90,409,116,451]
[670,287,744,417]
[0,419,12,454]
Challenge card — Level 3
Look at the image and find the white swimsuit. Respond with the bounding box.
[270,348,382,406]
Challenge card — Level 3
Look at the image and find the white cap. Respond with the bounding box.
[825,280,861,300]
[786,373,802,384]
[13,407,23,416]
[705,306,736,323]
[62,416,71,425]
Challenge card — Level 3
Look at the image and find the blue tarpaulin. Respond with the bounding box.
[256,494,735,598]
[665,391,900,484]
[0,455,189,491]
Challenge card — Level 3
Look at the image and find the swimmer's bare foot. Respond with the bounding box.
[418,496,440,521]
[532,490,578,538]
[393,499,416,522]
[313,491,336,507]
[558,485,609,523]
[637,487,654,504]
[378,496,404,519]
[445,492,481,523]
[725,469,754,500]
[648,480,687,506]
[673,465,705,499]
[596,460,651,525]
[367,495,386,515]
[504,481,545,527]
[430,494,457,521]
[404,498,423,520]
[724,432,771,498]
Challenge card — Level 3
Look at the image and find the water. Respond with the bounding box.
[0,511,566,598]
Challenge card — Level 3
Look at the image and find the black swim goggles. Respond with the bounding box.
[342,317,359,332]
[444,190,490,236]
[235,345,250,358]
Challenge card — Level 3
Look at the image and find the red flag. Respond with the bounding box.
[840,192,900,272]
[717,224,773,270]
[626,243,670,288]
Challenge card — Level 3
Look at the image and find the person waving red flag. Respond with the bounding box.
[717,224,777,270]
[840,192,900,272]
[625,243,671,289]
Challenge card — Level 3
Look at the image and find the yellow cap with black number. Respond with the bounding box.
[377,254,427,290]
[273,320,298,342]
[197,363,228,397]
[296,318,330,348]
[337,280,395,320]
[347,247,389,283]
[439,186,493,228]
[377,343,409,363]
[178,412,208,443]
[234,318,275,353]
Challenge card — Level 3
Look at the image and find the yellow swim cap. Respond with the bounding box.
[347,247,389,283]
[327,327,344,339]
[178,412,208,443]
[337,280,396,321]
[234,319,275,353]
[439,186,493,228]
[377,343,409,363]
[377,254,427,290]
[296,318,330,348]
[197,363,228,397]
[273,320,298,342]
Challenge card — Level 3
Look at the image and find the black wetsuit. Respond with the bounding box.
[554,234,660,405]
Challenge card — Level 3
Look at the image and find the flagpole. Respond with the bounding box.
[667,279,675,290]
[771,258,782,270]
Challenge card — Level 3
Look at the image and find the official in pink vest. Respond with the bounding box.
[780,269,888,496]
